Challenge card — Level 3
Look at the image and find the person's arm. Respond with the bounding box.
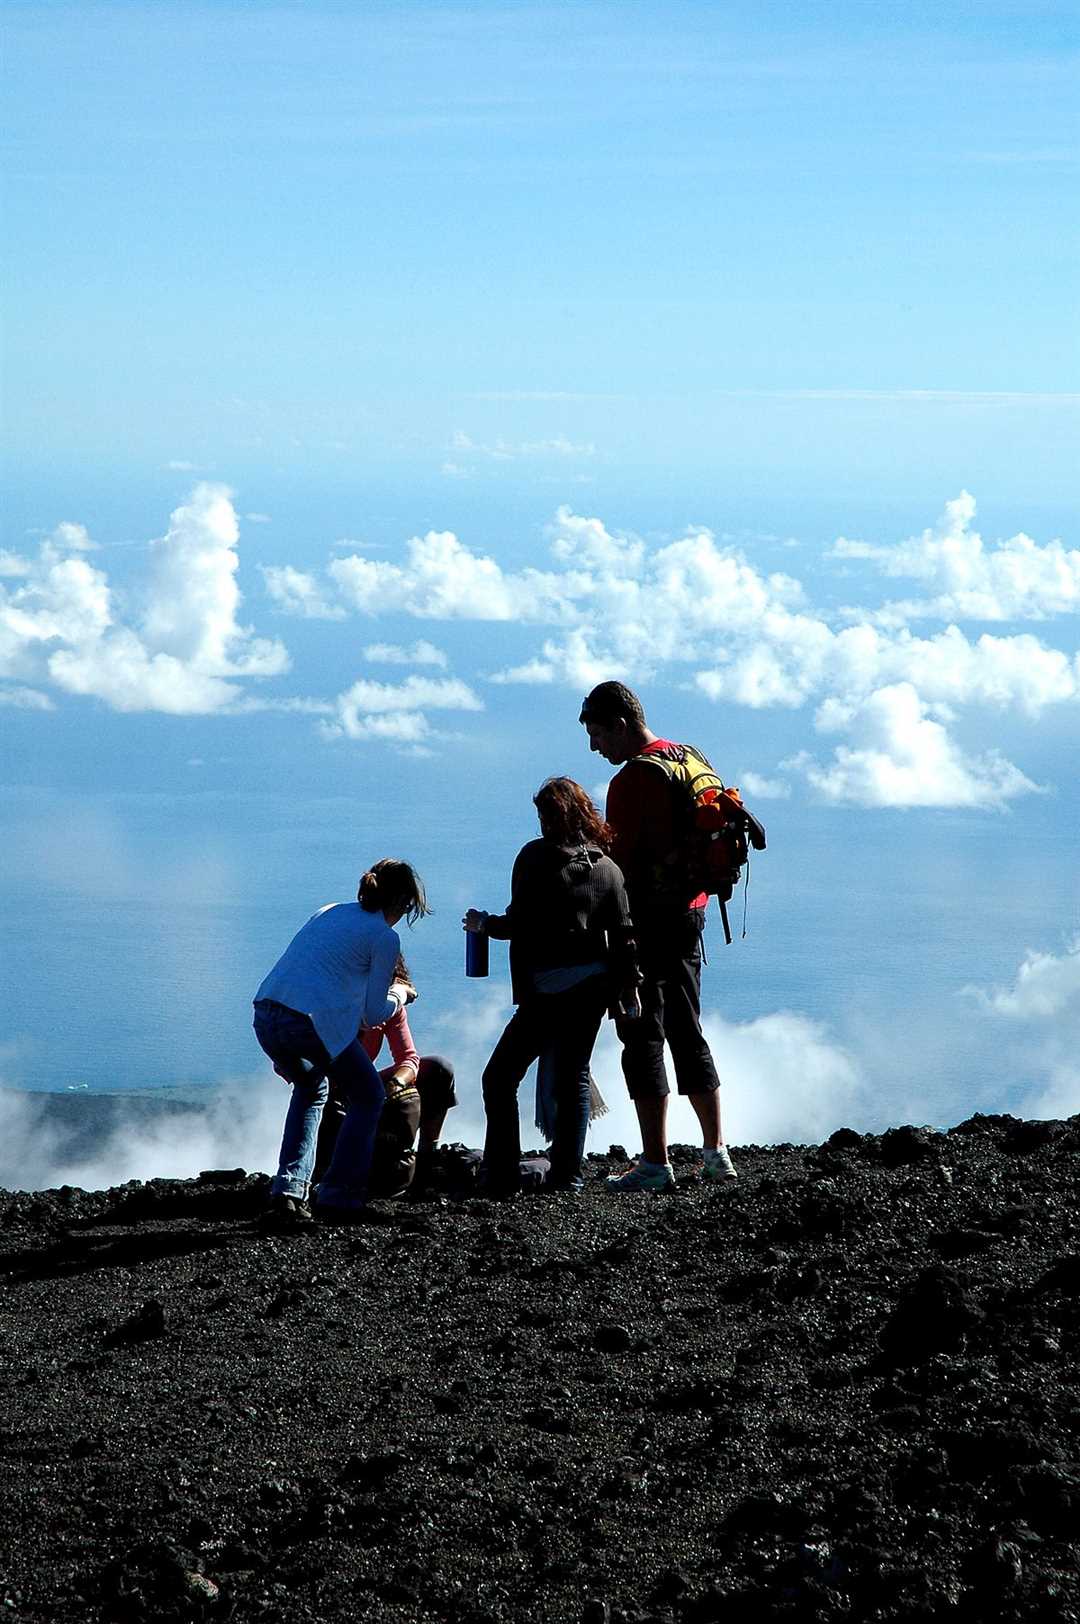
[601,861,642,1008]
[362,927,405,1027]
[380,1005,420,1087]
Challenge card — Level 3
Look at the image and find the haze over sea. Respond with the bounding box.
[2,2,1077,1189]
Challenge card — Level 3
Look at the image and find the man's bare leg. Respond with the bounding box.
[634,1094,669,1165]
[689,1089,721,1152]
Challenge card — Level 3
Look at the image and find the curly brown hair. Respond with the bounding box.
[534,777,612,851]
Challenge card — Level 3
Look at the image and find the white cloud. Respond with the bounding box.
[0,1071,288,1193]
[262,563,347,620]
[49,521,96,553]
[253,492,1077,805]
[13,487,1070,799]
[142,484,288,677]
[783,681,1042,808]
[547,505,645,574]
[322,674,483,747]
[489,629,626,690]
[450,431,596,461]
[738,770,790,799]
[966,940,1080,1121]
[968,937,1080,1019]
[696,620,1079,719]
[833,491,1080,623]
[246,512,272,525]
[0,685,55,710]
[329,530,578,622]
[433,996,873,1155]
[363,639,448,668]
[0,485,290,714]
[49,633,244,714]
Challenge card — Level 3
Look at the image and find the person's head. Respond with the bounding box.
[358,858,430,926]
[578,680,648,764]
[534,776,612,851]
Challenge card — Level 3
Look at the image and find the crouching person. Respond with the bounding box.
[253,859,430,1229]
[313,957,456,1199]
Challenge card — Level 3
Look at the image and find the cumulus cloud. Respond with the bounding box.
[262,563,347,620]
[251,491,1076,805]
[329,530,578,622]
[489,629,626,690]
[0,485,290,714]
[968,937,1080,1019]
[15,486,1070,798]
[833,491,1080,623]
[547,506,645,574]
[783,682,1042,808]
[322,674,483,747]
[738,771,790,799]
[966,940,1080,1121]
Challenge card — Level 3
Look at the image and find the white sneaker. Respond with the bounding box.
[703,1146,737,1182]
[605,1160,676,1192]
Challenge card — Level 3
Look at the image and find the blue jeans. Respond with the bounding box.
[253,999,385,1210]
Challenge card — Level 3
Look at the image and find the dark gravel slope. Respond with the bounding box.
[1,1114,1078,1624]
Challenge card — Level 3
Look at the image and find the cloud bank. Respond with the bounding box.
[6,487,1077,801]
[265,493,1078,806]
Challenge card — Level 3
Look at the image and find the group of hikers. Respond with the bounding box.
[253,681,757,1227]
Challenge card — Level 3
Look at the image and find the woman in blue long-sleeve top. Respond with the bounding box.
[253,857,429,1225]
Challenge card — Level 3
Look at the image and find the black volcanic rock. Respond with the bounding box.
[0,1116,1078,1622]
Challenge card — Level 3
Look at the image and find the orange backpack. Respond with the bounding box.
[636,742,767,942]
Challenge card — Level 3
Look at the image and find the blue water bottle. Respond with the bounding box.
[465,912,489,978]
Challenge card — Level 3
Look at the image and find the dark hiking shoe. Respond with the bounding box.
[259,1195,314,1230]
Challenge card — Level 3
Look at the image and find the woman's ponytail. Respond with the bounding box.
[357,858,430,925]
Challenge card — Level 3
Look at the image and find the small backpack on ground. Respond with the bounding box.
[635,741,767,942]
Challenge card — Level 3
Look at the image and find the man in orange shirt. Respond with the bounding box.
[580,680,737,1191]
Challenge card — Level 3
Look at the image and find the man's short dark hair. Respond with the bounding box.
[579,681,646,728]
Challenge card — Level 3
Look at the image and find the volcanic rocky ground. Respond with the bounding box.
[1,1116,1078,1624]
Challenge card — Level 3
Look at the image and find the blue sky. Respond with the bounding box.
[1,2,1078,1172]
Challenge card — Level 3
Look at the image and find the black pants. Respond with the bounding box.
[616,908,720,1100]
[481,977,608,1191]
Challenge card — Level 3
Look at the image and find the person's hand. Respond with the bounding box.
[616,988,641,1021]
[463,909,488,934]
[388,979,418,1006]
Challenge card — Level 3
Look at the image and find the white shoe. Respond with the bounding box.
[703,1146,737,1182]
[605,1160,676,1192]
